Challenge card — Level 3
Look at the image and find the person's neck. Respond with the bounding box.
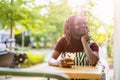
[72,35,82,40]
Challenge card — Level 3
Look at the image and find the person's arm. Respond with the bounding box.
[81,35,99,66]
[48,37,64,67]
[48,50,74,68]
[48,50,60,67]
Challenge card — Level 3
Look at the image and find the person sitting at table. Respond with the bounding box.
[48,14,99,68]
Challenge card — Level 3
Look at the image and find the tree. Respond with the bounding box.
[0,0,29,49]
[30,0,72,48]
[0,0,42,48]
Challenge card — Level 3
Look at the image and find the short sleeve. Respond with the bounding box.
[90,43,99,53]
[54,37,65,53]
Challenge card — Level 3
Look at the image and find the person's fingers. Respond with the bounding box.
[64,58,74,62]
[67,62,74,65]
[63,63,72,68]
[59,58,73,68]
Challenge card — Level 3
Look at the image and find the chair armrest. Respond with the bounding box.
[0,68,70,80]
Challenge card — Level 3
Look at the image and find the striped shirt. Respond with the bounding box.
[55,37,99,66]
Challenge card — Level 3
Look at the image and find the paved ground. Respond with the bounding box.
[0,49,56,80]
[0,48,114,80]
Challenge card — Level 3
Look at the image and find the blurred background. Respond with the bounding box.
[0,0,114,80]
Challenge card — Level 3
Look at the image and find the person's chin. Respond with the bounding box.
[80,34,85,36]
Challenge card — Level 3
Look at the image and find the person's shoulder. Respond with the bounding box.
[89,41,99,47]
[89,41,99,52]
[58,36,66,42]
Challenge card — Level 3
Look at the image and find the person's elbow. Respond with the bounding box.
[48,58,58,67]
[48,60,52,66]
[91,57,99,66]
[48,58,52,66]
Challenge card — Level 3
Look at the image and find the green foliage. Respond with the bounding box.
[0,0,26,27]
[23,51,46,67]
[106,25,114,58]
[0,0,114,54]
[29,0,72,48]
[15,33,30,46]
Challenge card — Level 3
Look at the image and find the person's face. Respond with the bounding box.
[72,16,89,36]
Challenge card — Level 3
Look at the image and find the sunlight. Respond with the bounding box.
[35,0,114,25]
[32,0,114,36]
[34,0,60,6]
[68,0,114,25]
[34,0,49,6]
[67,0,88,14]
[93,0,114,25]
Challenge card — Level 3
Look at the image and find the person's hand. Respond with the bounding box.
[58,58,74,68]
[81,35,90,42]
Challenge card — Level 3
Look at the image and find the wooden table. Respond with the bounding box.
[36,64,103,80]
